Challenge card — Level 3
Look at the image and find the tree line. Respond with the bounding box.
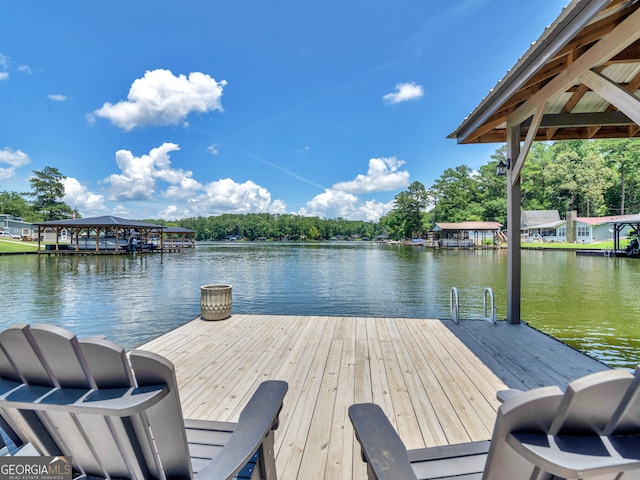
[2,139,639,241]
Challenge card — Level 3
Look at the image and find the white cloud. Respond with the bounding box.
[0,147,30,180]
[332,156,409,193]
[90,69,227,131]
[48,94,68,101]
[112,205,130,217]
[104,143,199,201]
[0,147,30,167]
[196,178,287,215]
[297,156,409,221]
[0,53,32,79]
[383,82,424,104]
[299,190,394,221]
[62,177,106,215]
[207,144,219,155]
[102,143,286,219]
[147,179,287,220]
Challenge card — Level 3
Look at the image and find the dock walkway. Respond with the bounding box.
[139,314,608,480]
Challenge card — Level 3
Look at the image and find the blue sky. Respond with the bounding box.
[1,0,567,221]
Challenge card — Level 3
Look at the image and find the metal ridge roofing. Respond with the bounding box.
[433,221,503,230]
[576,213,640,225]
[34,216,165,228]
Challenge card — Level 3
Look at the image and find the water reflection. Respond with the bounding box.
[1,243,638,368]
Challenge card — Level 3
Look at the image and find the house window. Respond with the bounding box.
[577,226,590,237]
[557,227,566,237]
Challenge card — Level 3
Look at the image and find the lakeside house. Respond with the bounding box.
[0,214,35,240]
[521,210,637,243]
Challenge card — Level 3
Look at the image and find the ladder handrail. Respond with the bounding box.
[483,287,497,325]
[450,287,460,324]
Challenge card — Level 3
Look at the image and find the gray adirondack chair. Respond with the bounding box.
[0,324,288,480]
[349,366,640,479]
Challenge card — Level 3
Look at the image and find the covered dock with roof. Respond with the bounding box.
[610,213,640,255]
[449,0,640,324]
[432,221,504,247]
[162,226,197,249]
[34,216,167,254]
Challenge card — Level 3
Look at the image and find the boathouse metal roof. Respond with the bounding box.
[433,221,503,231]
[449,0,640,144]
[34,216,165,229]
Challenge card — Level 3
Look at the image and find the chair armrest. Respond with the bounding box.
[348,403,418,480]
[496,389,524,403]
[196,380,288,480]
[507,432,640,478]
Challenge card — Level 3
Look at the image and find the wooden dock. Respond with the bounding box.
[139,314,609,480]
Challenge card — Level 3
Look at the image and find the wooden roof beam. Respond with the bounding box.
[521,111,635,128]
[511,104,544,187]
[579,69,640,125]
[582,67,640,137]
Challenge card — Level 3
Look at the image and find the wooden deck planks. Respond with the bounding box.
[138,314,609,480]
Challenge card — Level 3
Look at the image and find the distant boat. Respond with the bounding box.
[74,237,129,251]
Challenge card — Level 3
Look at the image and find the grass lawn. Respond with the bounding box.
[521,241,618,250]
[0,239,39,253]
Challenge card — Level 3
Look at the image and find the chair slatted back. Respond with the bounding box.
[483,369,638,480]
[606,365,640,436]
[0,324,193,480]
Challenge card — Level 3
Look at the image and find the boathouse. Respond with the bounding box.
[432,221,503,247]
[34,216,167,254]
[0,214,34,240]
[449,0,640,323]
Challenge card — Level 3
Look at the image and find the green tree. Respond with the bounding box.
[429,165,482,222]
[307,225,320,240]
[389,181,429,239]
[28,166,74,221]
[476,161,507,224]
[520,142,554,211]
[598,138,640,214]
[0,190,37,220]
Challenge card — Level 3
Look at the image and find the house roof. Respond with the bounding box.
[526,220,566,229]
[606,213,640,224]
[449,0,640,144]
[34,216,165,229]
[521,210,561,227]
[433,221,503,231]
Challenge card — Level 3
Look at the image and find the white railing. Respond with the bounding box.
[450,287,460,324]
[449,287,498,325]
[483,288,497,325]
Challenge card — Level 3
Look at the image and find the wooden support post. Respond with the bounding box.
[506,124,521,324]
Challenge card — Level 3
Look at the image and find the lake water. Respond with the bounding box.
[1,242,639,369]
